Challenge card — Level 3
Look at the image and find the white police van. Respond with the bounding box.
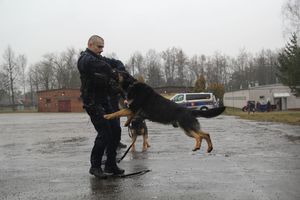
[170,92,217,111]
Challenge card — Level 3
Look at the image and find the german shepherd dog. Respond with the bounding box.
[104,72,225,152]
[128,115,150,152]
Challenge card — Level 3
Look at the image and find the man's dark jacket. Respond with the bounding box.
[77,48,125,106]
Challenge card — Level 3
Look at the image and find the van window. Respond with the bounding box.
[173,94,184,102]
[186,94,211,100]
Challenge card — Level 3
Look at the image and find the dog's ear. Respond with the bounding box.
[118,71,137,91]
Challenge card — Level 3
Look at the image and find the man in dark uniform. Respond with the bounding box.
[77,35,125,178]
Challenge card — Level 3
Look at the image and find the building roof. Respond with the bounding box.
[273,92,290,98]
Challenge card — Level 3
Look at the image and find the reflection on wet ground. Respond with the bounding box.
[0,113,299,200]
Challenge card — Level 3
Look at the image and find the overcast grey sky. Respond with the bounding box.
[0,0,287,66]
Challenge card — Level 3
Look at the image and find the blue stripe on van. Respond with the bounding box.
[186,101,213,107]
[178,101,214,108]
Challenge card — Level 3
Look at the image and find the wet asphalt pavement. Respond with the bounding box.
[0,113,299,200]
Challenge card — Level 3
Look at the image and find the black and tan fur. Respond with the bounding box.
[128,115,150,152]
[104,72,225,152]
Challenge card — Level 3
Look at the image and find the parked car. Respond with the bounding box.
[170,92,217,111]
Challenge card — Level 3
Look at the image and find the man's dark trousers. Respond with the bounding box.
[85,103,121,168]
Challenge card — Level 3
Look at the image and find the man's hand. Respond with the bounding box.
[124,99,128,107]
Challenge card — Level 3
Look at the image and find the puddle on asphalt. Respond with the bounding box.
[35,136,88,146]
[34,137,89,154]
[284,135,300,143]
[1,143,20,148]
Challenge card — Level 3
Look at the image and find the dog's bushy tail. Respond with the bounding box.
[191,106,226,118]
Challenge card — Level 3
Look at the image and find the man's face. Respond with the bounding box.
[89,38,104,55]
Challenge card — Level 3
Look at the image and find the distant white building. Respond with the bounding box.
[223,84,300,110]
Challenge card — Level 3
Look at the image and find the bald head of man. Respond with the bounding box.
[88,35,104,55]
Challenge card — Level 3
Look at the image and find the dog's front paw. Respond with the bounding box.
[104,114,114,120]
[207,146,213,153]
[192,147,200,151]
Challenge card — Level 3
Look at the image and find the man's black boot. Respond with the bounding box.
[104,164,125,175]
[89,167,108,179]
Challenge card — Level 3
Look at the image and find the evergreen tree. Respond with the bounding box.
[194,74,206,92]
[207,83,225,102]
[277,33,300,96]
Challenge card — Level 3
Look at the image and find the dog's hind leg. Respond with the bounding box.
[131,133,137,152]
[189,131,203,151]
[145,127,150,148]
[142,130,150,151]
[146,139,150,148]
[197,130,213,153]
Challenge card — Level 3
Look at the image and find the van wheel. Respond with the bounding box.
[200,107,208,111]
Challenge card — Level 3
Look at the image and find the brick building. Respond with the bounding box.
[37,86,195,112]
[37,89,83,112]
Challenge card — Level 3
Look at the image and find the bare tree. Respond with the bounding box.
[188,54,206,85]
[52,53,66,89]
[175,48,188,86]
[17,54,27,97]
[189,54,205,78]
[230,49,252,90]
[228,49,279,91]
[127,55,136,75]
[206,52,229,86]
[27,65,40,106]
[25,48,79,96]
[161,47,178,85]
[27,64,40,92]
[0,72,9,102]
[134,52,145,76]
[144,49,164,87]
[64,48,80,88]
[37,54,56,90]
[205,57,215,85]
[56,48,80,88]
[254,49,276,86]
[127,52,145,76]
[264,49,279,85]
[1,46,20,106]
[0,72,8,91]
[282,0,300,37]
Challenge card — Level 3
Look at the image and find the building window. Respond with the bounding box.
[46,98,51,103]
